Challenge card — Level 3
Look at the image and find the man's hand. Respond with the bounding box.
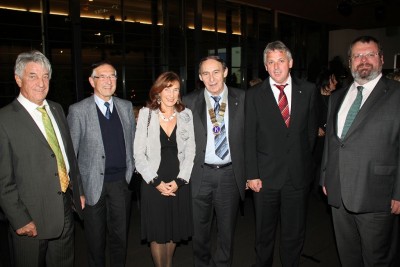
[16,221,37,237]
[391,199,400,214]
[80,196,86,210]
[322,186,327,196]
[247,179,262,192]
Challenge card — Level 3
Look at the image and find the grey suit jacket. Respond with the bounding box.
[67,95,135,206]
[321,77,400,213]
[183,86,246,200]
[0,100,83,239]
[134,107,196,183]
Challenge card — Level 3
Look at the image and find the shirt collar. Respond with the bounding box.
[269,75,292,91]
[354,73,382,92]
[17,93,49,111]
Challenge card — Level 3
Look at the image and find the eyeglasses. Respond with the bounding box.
[351,52,379,61]
[93,75,117,80]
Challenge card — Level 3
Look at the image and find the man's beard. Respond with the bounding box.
[351,63,381,82]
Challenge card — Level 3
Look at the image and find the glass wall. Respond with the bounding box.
[0,0,328,110]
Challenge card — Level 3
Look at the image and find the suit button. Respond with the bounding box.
[201,165,204,168]
[102,156,105,159]
[100,173,104,175]
[286,134,290,137]
[51,154,55,158]
[57,191,62,195]
[55,173,58,176]
[341,144,345,148]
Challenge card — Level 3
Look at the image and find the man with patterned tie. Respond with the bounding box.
[245,41,317,267]
[183,56,246,266]
[321,36,400,266]
[67,61,135,267]
[0,50,85,267]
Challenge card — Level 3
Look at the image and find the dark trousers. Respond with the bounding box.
[253,181,309,267]
[84,179,132,267]
[10,192,74,267]
[192,165,240,267]
[332,202,399,267]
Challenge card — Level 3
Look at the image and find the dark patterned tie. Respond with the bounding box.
[104,102,111,119]
[274,84,290,127]
[211,96,229,160]
[341,86,364,139]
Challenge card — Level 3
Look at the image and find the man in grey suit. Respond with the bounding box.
[67,61,135,267]
[183,56,246,267]
[0,51,84,267]
[321,35,400,266]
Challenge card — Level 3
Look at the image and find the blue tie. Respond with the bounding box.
[211,96,229,160]
[341,86,364,139]
[104,102,111,119]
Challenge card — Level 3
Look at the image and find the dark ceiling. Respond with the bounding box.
[231,0,400,29]
[0,0,399,30]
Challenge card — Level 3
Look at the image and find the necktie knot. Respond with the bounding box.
[104,102,111,119]
[274,84,288,91]
[211,96,221,103]
[211,96,221,114]
[357,85,364,93]
[37,106,47,115]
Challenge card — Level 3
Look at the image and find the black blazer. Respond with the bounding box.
[183,87,246,200]
[245,78,317,189]
[321,77,400,213]
[0,100,83,239]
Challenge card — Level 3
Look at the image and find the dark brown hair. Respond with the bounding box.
[147,71,185,112]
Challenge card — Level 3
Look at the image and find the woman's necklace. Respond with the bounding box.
[159,111,176,122]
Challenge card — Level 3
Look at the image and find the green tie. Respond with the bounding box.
[37,106,69,192]
[341,86,364,139]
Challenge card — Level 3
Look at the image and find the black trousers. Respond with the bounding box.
[192,164,240,267]
[83,179,132,267]
[10,192,74,267]
[253,181,309,267]
[332,201,399,267]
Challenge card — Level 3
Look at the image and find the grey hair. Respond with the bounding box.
[263,41,293,65]
[14,50,52,79]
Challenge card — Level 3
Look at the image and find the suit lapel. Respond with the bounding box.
[344,78,387,138]
[12,100,50,148]
[263,82,287,129]
[228,87,239,135]
[48,102,69,149]
[289,79,303,129]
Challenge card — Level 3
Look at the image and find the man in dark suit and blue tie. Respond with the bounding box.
[320,35,400,266]
[183,56,246,267]
[0,50,85,267]
[245,41,317,267]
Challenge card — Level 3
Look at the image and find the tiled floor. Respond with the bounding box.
[74,191,342,267]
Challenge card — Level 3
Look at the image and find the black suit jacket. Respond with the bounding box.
[245,78,317,189]
[321,77,400,213]
[0,99,83,239]
[183,86,246,200]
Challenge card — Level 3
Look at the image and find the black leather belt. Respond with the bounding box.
[204,162,232,169]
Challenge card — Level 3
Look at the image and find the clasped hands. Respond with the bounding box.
[156,181,178,196]
[246,179,262,192]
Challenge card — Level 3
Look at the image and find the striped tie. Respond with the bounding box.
[104,102,111,119]
[341,86,364,139]
[274,84,290,127]
[211,96,229,160]
[37,106,69,192]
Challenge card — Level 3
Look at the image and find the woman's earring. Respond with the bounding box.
[156,96,161,105]
[177,99,180,104]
